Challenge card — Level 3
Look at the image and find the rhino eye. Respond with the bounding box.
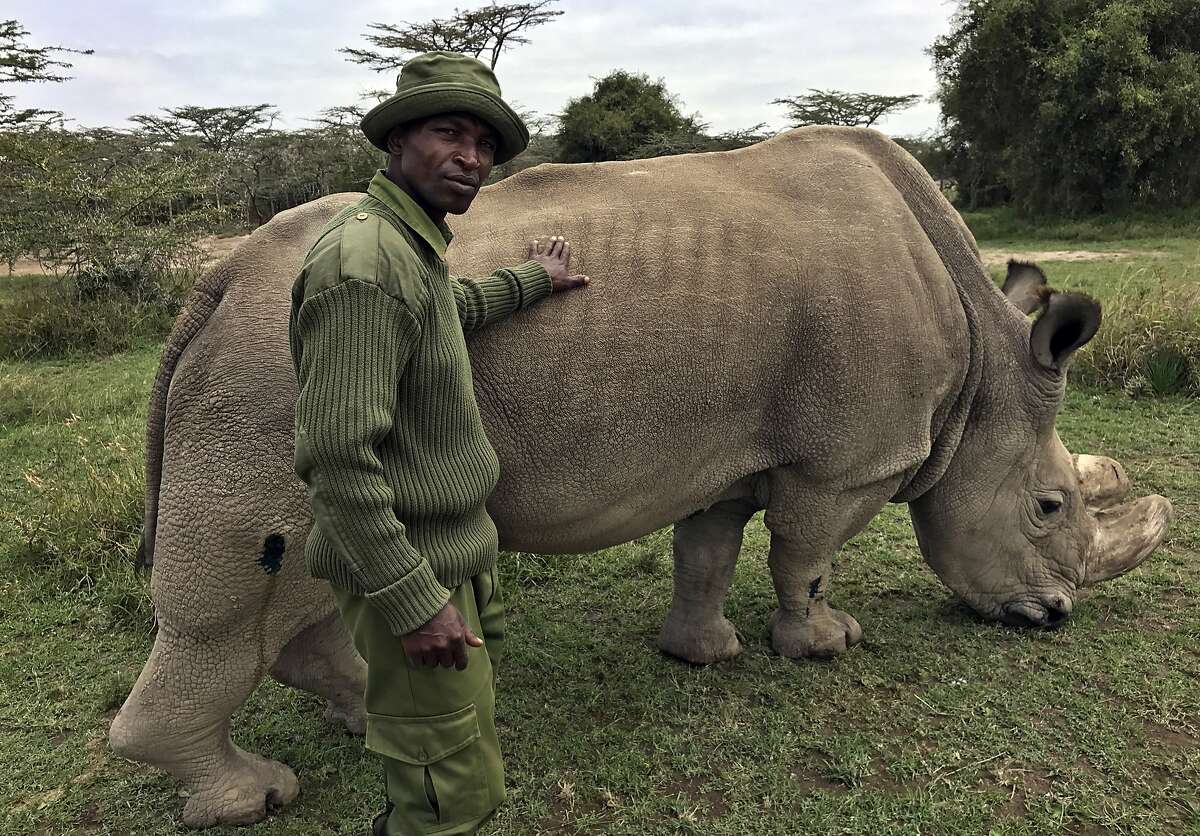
[1038,498,1063,515]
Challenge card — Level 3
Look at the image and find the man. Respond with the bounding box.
[288,51,588,835]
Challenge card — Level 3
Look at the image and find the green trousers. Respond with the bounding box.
[335,565,506,836]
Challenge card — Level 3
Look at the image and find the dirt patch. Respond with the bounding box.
[1142,719,1199,749]
[535,779,615,834]
[664,776,730,817]
[195,234,250,264]
[979,248,1153,268]
[75,801,102,831]
[5,255,53,276]
[790,763,848,794]
[995,764,1055,817]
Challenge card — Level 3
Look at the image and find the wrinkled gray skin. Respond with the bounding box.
[109,127,1174,828]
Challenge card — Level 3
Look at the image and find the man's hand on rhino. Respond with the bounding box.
[529,236,589,291]
[401,602,484,669]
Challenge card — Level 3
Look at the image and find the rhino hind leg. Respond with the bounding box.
[269,609,367,735]
[657,497,759,664]
[763,471,894,659]
[109,622,300,828]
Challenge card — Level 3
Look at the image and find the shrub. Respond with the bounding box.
[932,0,1200,214]
[556,71,703,163]
[0,126,217,358]
[962,205,1200,242]
[0,275,186,360]
[2,128,221,275]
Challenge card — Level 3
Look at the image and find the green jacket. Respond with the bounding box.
[289,171,551,636]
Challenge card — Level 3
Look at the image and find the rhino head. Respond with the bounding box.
[908,261,1175,627]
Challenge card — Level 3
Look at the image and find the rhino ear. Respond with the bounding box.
[1002,260,1047,315]
[1030,291,1102,371]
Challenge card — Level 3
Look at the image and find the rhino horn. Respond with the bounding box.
[1073,454,1132,510]
[1085,494,1174,585]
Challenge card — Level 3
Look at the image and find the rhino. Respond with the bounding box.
[108,127,1174,828]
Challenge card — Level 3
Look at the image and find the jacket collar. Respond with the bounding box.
[366,171,454,259]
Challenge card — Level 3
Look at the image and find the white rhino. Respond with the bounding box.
[109,127,1174,828]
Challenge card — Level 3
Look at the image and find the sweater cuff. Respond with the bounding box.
[366,562,453,636]
[507,260,553,307]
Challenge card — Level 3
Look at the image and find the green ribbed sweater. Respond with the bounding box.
[289,172,551,636]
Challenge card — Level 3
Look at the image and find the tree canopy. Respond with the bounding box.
[130,105,276,153]
[931,0,1200,214]
[556,71,704,163]
[0,19,91,126]
[772,90,920,129]
[341,1,561,71]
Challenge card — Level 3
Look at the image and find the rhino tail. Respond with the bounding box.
[138,263,234,570]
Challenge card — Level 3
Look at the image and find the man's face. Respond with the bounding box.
[388,113,499,216]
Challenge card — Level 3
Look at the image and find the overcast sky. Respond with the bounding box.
[10,1,955,138]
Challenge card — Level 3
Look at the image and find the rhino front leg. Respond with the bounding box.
[657,498,759,664]
[763,471,894,658]
[110,622,299,828]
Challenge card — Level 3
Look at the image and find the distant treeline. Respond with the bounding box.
[3,0,1198,295]
[933,0,1200,214]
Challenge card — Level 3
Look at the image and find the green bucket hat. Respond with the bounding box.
[361,51,530,164]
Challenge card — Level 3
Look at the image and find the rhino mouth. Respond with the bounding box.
[999,596,1073,629]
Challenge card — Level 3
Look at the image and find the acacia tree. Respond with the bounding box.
[130,104,277,219]
[1,20,90,269]
[130,104,276,154]
[772,90,920,129]
[931,0,1200,213]
[0,19,92,127]
[341,1,561,71]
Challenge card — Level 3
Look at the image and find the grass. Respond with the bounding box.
[1,224,1198,835]
[0,272,190,362]
[0,273,55,300]
[978,227,1200,396]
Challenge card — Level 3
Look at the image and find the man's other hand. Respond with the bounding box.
[529,236,590,292]
[401,602,484,669]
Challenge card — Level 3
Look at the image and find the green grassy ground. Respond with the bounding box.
[981,237,1200,304]
[1,231,1198,835]
[0,273,55,300]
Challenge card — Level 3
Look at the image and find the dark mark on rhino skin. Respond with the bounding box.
[809,576,822,598]
[259,534,286,575]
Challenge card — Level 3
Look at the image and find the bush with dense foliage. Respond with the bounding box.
[556,70,705,162]
[131,105,383,226]
[1,129,217,294]
[931,0,1200,214]
[0,127,217,358]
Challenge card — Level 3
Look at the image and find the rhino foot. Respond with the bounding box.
[324,699,366,735]
[657,614,742,664]
[769,605,862,659]
[180,748,299,828]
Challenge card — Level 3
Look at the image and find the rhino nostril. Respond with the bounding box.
[1001,602,1047,628]
[1044,596,1072,627]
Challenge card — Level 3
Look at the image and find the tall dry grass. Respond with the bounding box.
[1072,267,1200,396]
[0,269,191,360]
